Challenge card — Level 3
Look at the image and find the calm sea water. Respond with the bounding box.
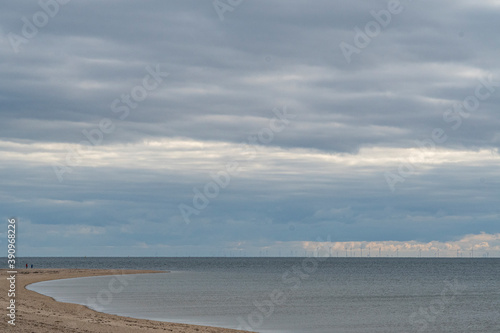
[25,257,499,333]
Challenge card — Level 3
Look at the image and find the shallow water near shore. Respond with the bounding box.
[26,258,500,333]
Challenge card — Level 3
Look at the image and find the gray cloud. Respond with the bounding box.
[1,0,499,256]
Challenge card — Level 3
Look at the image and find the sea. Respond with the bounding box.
[24,257,499,333]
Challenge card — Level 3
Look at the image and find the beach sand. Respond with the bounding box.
[0,269,254,333]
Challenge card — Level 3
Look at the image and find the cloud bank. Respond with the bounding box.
[0,0,499,256]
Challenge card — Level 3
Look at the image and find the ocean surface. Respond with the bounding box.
[24,257,499,333]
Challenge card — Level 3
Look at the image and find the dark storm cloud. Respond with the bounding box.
[1,0,498,151]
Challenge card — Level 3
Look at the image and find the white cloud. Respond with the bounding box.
[298,233,500,257]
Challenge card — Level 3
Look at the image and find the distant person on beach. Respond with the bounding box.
[26,263,28,268]
[31,264,33,268]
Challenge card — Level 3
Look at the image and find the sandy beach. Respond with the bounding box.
[0,269,254,333]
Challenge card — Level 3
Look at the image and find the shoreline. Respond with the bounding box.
[0,268,255,333]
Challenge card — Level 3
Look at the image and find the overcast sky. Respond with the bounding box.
[1,0,499,257]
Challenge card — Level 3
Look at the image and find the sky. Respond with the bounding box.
[1,0,499,257]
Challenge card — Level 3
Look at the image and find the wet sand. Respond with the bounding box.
[0,268,254,333]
